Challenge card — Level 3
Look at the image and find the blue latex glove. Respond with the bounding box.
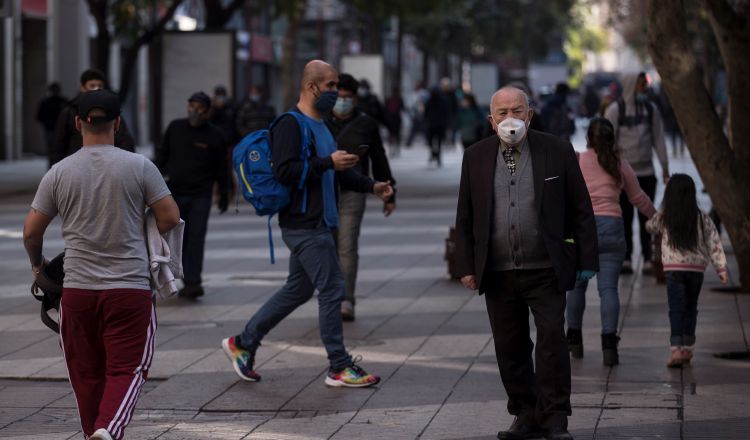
[576,270,596,281]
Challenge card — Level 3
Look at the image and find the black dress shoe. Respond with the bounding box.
[178,284,204,299]
[497,417,544,439]
[545,427,574,440]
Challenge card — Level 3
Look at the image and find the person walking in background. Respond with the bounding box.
[236,85,277,137]
[646,174,728,368]
[565,118,656,366]
[210,85,239,145]
[454,86,598,440]
[605,72,669,275]
[384,86,405,152]
[23,90,180,440]
[425,87,448,167]
[455,93,484,149]
[156,91,229,299]
[325,73,397,322]
[36,83,68,168]
[221,60,393,387]
[52,69,135,166]
[541,82,576,141]
[439,78,459,146]
[406,81,429,147]
[356,79,385,126]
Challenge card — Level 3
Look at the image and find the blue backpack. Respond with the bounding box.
[232,111,311,263]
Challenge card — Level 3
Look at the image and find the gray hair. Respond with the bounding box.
[495,85,530,107]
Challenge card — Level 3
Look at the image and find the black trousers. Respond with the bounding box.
[484,268,571,430]
[619,174,657,262]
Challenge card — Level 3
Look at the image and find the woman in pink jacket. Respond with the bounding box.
[566,117,656,366]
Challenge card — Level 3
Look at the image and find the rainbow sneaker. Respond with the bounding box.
[325,360,380,388]
[221,336,261,381]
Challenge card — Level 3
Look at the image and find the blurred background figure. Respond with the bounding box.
[356,78,385,126]
[454,93,484,149]
[156,91,229,300]
[36,83,68,168]
[581,84,602,119]
[236,85,277,137]
[384,86,404,155]
[541,82,576,141]
[406,81,429,147]
[52,68,135,166]
[325,73,397,322]
[439,77,459,146]
[209,85,238,146]
[425,87,448,167]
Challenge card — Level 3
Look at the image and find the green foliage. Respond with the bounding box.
[564,2,607,88]
[111,0,163,43]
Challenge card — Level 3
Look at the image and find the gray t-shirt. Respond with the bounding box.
[31,145,171,290]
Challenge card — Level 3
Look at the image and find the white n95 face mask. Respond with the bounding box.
[497,117,528,145]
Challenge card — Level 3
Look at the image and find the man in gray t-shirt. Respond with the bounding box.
[23,90,180,440]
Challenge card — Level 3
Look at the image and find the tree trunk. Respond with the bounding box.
[204,0,246,30]
[647,0,750,290]
[705,0,750,168]
[117,0,185,101]
[86,0,111,76]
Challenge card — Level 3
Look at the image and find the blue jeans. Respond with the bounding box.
[665,271,704,346]
[337,190,367,303]
[239,227,352,370]
[566,216,626,334]
[174,195,212,285]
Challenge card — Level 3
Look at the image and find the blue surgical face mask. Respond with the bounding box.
[333,97,354,115]
[314,88,339,114]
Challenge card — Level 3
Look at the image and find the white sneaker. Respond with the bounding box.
[341,300,355,322]
[89,428,114,440]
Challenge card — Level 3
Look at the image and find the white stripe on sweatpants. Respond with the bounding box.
[112,306,156,439]
[107,304,156,439]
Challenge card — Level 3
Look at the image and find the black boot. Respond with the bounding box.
[602,333,620,366]
[566,328,583,359]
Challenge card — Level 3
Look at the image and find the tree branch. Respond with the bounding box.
[133,0,185,50]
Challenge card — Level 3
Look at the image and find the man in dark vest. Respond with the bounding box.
[454,86,598,440]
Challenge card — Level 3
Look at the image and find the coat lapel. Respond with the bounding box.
[528,131,546,211]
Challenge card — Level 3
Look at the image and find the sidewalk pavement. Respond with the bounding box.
[1,140,748,439]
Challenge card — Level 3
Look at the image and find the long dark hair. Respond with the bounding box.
[587,117,621,185]
[662,174,700,251]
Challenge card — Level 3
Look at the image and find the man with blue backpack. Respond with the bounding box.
[222,60,394,387]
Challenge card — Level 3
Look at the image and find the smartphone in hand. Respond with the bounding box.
[355,144,370,157]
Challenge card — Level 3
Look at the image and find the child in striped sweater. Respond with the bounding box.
[646,174,728,368]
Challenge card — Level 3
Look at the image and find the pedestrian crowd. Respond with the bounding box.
[24,62,729,440]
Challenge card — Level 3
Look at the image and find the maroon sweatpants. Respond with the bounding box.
[60,288,156,440]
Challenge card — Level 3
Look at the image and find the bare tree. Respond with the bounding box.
[86,0,185,100]
[647,0,750,290]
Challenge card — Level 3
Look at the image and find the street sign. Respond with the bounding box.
[0,0,11,18]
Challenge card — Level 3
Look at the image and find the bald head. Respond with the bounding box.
[301,60,337,90]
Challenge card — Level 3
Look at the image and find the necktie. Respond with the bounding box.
[502,147,516,175]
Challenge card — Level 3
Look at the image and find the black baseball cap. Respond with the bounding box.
[188,91,212,109]
[77,89,121,124]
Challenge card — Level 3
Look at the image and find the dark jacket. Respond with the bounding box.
[236,99,277,137]
[37,95,68,131]
[325,110,396,203]
[155,118,228,198]
[272,109,374,230]
[454,129,598,292]
[51,94,136,166]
